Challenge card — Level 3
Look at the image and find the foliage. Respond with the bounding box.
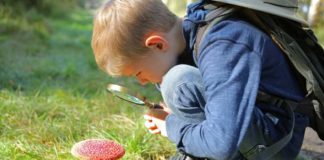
[0,0,80,17]
[313,26,324,46]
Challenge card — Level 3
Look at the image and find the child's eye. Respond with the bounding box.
[135,71,141,77]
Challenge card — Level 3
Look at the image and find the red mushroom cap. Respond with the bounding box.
[71,139,125,160]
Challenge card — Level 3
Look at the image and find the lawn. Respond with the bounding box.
[0,3,323,160]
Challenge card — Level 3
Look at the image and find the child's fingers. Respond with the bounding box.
[148,128,161,135]
[144,120,157,129]
[145,108,169,120]
[143,114,165,136]
[143,114,153,122]
[159,102,166,108]
[144,119,160,134]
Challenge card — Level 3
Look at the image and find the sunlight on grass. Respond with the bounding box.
[0,1,323,159]
[0,88,173,159]
[313,26,324,46]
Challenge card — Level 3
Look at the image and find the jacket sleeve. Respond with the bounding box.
[166,23,263,159]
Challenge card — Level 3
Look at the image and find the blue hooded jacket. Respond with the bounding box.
[165,1,309,159]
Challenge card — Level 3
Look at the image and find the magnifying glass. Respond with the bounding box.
[106,84,160,109]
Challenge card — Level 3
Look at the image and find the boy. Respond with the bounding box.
[91,0,310,159]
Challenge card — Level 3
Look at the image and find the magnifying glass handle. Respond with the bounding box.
[152,103,163,109]
[144,101,163,109]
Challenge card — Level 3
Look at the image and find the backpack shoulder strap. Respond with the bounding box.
[194,5,236,59]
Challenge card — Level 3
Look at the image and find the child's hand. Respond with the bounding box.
[144,102,171,137]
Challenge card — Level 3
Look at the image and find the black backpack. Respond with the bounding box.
[193,2,324,160]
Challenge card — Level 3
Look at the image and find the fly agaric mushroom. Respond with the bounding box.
[71,139,125,160]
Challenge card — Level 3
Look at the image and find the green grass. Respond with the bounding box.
[0,89,174,159]
[0,7,174,160]
[0,3,323,160]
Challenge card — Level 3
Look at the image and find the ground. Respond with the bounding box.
[300,128,324,159]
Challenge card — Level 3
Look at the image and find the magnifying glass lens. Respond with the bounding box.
[108,90,145,105]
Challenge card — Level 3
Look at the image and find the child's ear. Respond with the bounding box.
[145,35,168,52]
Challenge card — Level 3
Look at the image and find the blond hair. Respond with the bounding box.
[91,0,177,76]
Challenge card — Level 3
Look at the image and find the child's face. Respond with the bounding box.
[121,19,184,85]
[122,50,178,85]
